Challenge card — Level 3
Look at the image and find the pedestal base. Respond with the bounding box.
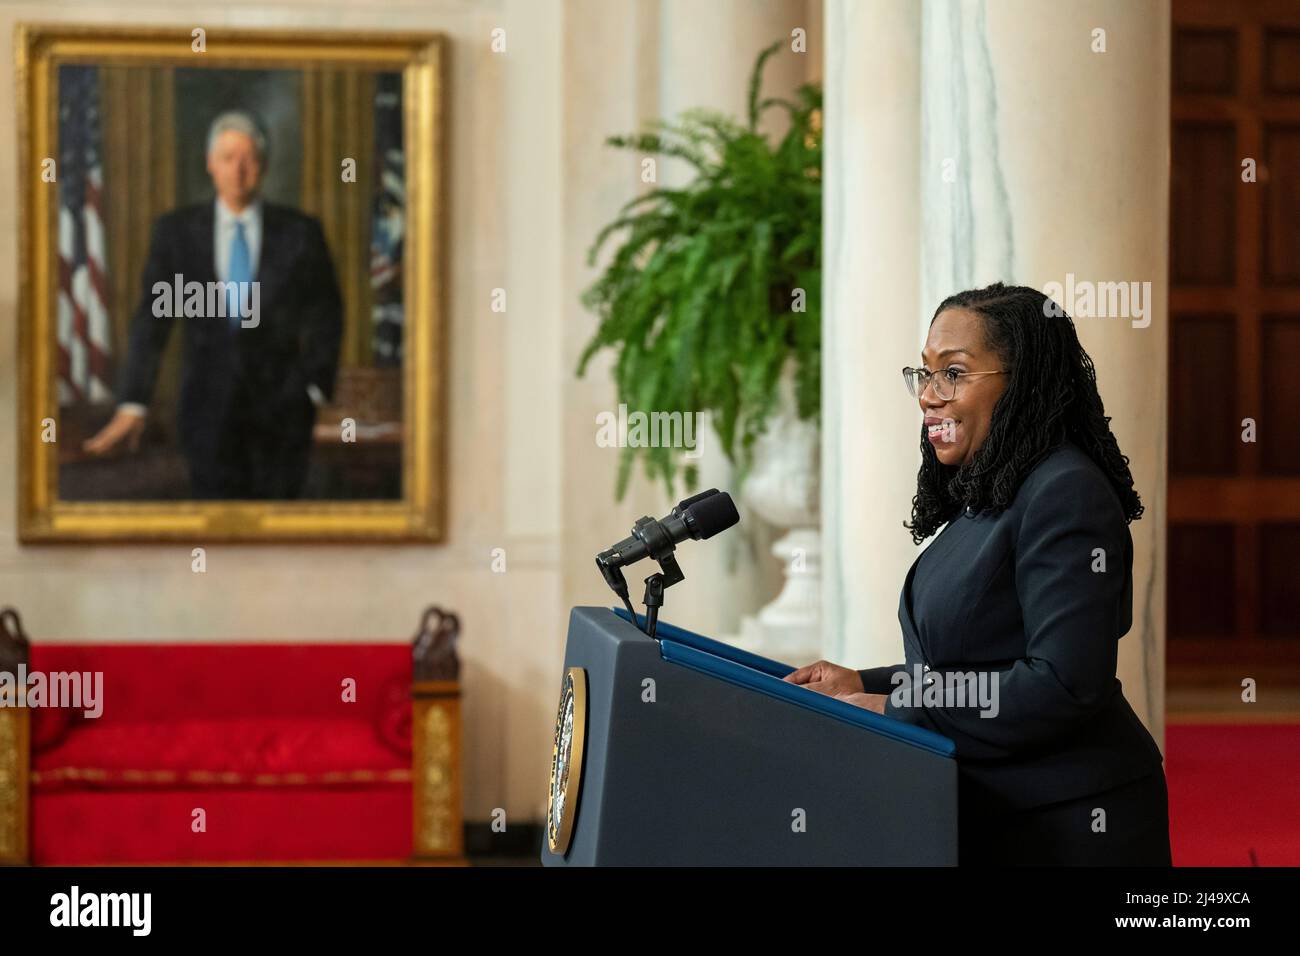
[727,526,822,665]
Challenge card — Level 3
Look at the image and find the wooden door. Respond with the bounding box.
[1169,0,1300,681]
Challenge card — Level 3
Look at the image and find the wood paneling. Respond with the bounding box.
[1262,28,1300,93]
[1170,1,1300,676]
[1261,125,1300,284]
[1171,122,1237,285]
[1260,523,1300,636]
[1168,524,1237,638]
[1170,313,1237,474]
[1260,315,1300,473]
[1175,28,1238,94]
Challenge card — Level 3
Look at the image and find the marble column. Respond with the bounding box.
[824,0,1170,746]
[823,0,925,666]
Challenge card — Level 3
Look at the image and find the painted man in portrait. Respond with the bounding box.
[83,110,343,499]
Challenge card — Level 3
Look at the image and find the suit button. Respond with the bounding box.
[965,506,974,517]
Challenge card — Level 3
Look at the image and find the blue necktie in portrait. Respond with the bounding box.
[227,220,251,328]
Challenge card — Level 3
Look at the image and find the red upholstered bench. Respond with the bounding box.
[26,643,415,864]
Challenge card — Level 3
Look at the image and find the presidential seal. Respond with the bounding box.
[546,666,588,855]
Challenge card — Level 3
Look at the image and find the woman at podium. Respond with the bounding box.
[785,281,1172,866]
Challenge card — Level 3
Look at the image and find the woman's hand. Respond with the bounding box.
[783,659,864,697]
[835,692,888,715]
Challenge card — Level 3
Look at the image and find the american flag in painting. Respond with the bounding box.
[370,72,404,365]
[57,65,112,405]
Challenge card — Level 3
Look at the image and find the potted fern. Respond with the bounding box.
[575,40,822,504]
[576,40,823,661]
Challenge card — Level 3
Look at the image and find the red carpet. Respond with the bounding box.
[1166,723,1300,866]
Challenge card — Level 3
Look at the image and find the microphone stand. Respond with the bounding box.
[596,538,685,640]
[598,492,729,639]
[639,551,684,641]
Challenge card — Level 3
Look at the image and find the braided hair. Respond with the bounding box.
[904,281,1143,544]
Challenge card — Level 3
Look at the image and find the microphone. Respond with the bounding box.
[595,489,740,638]
[597,489,739,576]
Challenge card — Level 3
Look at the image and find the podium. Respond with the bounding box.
[541,606,958,866]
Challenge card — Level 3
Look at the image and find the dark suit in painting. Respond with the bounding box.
[116,200,343,498]
[859,440,1172,865]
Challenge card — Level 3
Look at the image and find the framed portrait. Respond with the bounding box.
[16,24,446,541]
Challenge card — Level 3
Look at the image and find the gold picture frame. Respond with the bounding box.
[15,24,446,542]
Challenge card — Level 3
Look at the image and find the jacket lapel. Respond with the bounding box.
[255,202,286,310]
[896,516,966,665]
[897,550,926,663]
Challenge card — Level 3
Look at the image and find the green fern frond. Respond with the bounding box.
[578,40,822,501]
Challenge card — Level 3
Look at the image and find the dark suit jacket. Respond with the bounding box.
[116,200,343,470]
[859,440,1164,810]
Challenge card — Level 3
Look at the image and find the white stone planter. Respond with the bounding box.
[732,360,822,665]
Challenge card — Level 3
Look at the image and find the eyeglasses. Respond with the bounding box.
[901,366,1006,400]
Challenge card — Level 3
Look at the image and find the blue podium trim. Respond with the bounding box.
[613,607,793,676]
[612,607,956,758]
